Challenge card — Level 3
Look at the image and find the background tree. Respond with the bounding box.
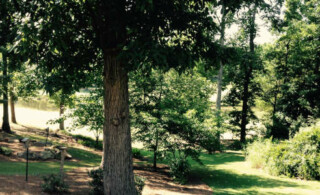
[131,67,219,170]
[260,0,320,138]
[8,65,40,124]
[0,0,25,133]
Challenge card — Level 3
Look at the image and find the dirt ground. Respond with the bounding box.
[0,124,213,195]
[0,166,213,195]
[0,167,91,195]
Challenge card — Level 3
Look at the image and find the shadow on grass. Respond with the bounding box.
[66,147,101,167]
[191,152,308,195]
[194,168,305,194]
[199,152,245,166]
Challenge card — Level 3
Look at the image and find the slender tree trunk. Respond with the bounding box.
[153,76,163,171]
[216,3,226,122]
[240,3,257,143]
[10,95,17,124]
[2,52,11,133]
[100,134,105,168]
[216,3,226,149]
[59,101,65,130]
[240,74,250,143]
[102,50,136,194]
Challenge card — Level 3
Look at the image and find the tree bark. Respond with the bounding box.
[10,95,17,124]
[102,50,136,194]
[2,52,11,133]
[240,3,257,143]
[59,101,65,130]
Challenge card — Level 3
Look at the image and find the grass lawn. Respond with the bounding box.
[0,148,101,176]
[1,145,320,195]
[191,151,320,195]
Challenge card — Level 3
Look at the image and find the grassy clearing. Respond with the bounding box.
[191,151,320,195]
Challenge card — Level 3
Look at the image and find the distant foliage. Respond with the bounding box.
[227,140,245,150]
[69,89,104,145]
[132,148,143,159]
[246,127,320,180]
[41,174,69,194]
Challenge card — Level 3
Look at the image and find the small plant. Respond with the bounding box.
[132,148,143,159]
[88,168,104,195]
[0,146,12,156]
[88,168,145,195]
[41,174,69,194]
[134,175,145,195]
[168,156,190,184]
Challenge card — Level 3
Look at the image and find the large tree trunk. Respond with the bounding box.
[240,3,257,143]
[102,50,136,194]
[2,52,11,133]
[10,95,17,124]
[59,101,65,130]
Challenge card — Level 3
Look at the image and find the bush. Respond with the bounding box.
[198,130,221,153]
[0,146,12,156]
[168,156,190,184]
[88,168,145,195]
[246,127,320,180]
[41,174,69,194]
[88,169,104,195]
[132,148,143,159]
[227,140,244,150]
[246,138,273,169]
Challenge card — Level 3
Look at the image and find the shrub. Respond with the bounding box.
[0,146,12,156]
[41,174,69,194]
[88,168,145,195]
[198,130,221,153]
[247,127,320,180]
[132,148,143,159]
[134,175,146,195]
[227,140,244,150]
[88,168,104,195]
[246,138,273,169]
[168,156,190,184]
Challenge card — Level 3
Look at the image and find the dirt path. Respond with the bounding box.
[134,165,213,195]
[0,167,91,195]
